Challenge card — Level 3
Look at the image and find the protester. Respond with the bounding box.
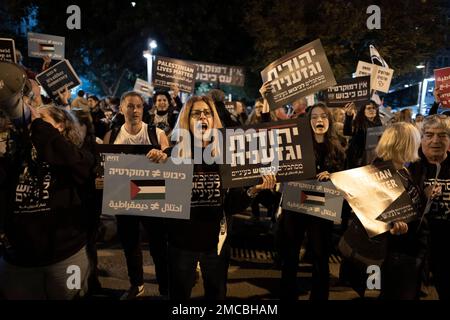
[414,113,424,132]
[151,95,276,299]
[398,108,413,123]
[0,104,94,299]
[409,114,450,300]
[280,102,346,300]
[87,95,107,139]
[103,91,170,299]
[148,90,178,135]
[71,90,89,112]
[375,122,429,299]
[207,89,239,127]
[344,101,383,168]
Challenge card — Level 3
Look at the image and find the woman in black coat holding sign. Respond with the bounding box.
[280,102,345,300]
[149,95,276,300]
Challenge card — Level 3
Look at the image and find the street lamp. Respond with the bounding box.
[143,39,157,83]
[416,62,427,114]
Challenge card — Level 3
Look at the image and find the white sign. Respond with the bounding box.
[356,61,394,93]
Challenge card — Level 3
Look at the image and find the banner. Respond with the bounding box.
[152,56,196,93]
[27,32,65,60]
[219,118,316,188]
[434,67,450,108]
[36,59,81,97]
[0,38,16,63]
[324,76,370,107]
[355,61,394,93]
[330,161,417,237]
[261,39,336,110]
[188,60,245,87]
[282,180,344,223]
[133,78,153,97]
[102,154,193,219]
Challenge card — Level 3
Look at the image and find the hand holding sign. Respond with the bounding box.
[389,221,408,235]
[344,102,356,117]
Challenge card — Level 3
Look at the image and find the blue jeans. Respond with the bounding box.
[168,244,230,300]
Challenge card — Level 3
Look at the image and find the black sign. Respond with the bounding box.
[152,56,196,93]
[261,39,336,110]
[0,38,16,63]
[35,59,81,97]
[188,61,245,87]
[324,76,370,107]
[219,118,316,188]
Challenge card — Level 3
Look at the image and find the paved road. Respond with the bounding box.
[94,213,438,300]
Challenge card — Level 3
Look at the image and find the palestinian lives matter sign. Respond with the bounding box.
[219,118,316,188]
[36,59,81,97]
[0,38,16,63]
[28,32,65,60]
[330,162,417,237]
[152,56,196,93]
[134,78,153,97]
[103,154,193,219]
[282,180,344,223]
[324,76,371,107]
[189,61,245,87]
[261,39,336,110]
[434,67,450,108]
[355,61,394,93]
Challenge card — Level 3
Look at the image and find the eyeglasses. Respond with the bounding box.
[311,114,328,120]
[190,109,213,119]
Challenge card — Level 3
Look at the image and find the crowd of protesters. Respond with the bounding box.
[0,54,450,301]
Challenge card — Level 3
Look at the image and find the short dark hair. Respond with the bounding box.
[153,90,171,104]
[88,95,99,102]
[120,91,144,105]
[77,90,85,97]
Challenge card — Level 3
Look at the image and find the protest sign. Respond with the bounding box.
[133,78,153,97]
[225,101,236,113]
[152,56,196,93]
[188,60,245,87]
[282,180,344,223]
[356,61,394,93]
[324,76,370,107]
[102,154,193,219]
[28,32,65,60]
[261,39,336,110]
[219,118,316,188]
[36,59,81,97]
[434,67,450,108]
[330,161,417,237]
[0,38,16,63]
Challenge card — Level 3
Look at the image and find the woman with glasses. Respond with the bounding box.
[344,101,383,168]
[280,102,345,300]
[152,95,276,299]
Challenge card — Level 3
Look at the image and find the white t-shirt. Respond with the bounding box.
[114,122,163,145]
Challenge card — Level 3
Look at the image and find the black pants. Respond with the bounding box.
[168,244,230,300]
[116,215,168,295]
[280,211,333,300]
[429,219,450,300]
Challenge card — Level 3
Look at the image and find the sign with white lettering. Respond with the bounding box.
[28,32,65,60]
[324,76,371,107]
[35,59,81,97]
[188,60,245,87]
[152,56,197,93]
[0,38,16,63]
[219,118,316,188]
[434,67,450,108]
[102,154,193,219]
[282,180,344,223]
[261,39,336,110]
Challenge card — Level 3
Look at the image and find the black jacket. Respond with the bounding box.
[2,119,94,266]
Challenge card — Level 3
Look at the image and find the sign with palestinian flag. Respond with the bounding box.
[330,161,416,237]
[27,32,65,60]
[102,154,193,219]
[133,78,153,97]
[282,180,343,223]
[130,180,165,200]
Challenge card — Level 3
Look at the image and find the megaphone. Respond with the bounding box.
[0,61,31,119]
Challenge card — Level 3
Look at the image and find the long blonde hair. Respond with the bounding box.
[172,96,223,160]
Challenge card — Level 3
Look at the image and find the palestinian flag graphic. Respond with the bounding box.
[130,180,165,200]
[39,43,55,52]
[300,190,325,206]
